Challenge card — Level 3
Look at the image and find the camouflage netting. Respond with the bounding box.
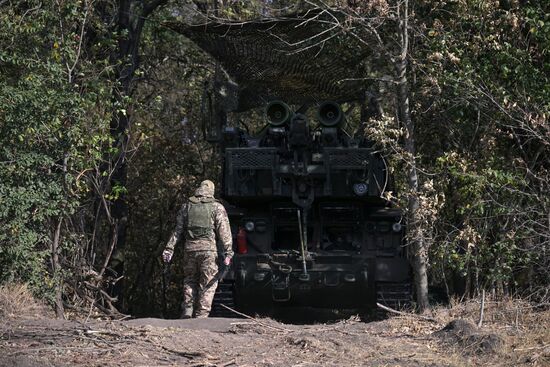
[167,10,386,112]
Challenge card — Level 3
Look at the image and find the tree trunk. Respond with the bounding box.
[51,151,70,319]
[395,0,430,312]
[52,217,65,319]
[106,0,167,285]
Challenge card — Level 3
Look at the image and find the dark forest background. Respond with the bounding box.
[0,0,548,318]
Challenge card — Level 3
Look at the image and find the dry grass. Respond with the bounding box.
[0,283,50,319]
[426,296,550,366]
[379,296,549,365]
[503,307,550,366]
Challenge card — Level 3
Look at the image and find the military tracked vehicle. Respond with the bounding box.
[210,100,412,317]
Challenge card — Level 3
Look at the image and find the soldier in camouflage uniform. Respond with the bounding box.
[162,180,233,318]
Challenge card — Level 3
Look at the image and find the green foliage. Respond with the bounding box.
[0,1,113,299]
[413,0,550,294]
[432,153,535,285]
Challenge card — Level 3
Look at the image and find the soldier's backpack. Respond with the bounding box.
[185,196,215,240]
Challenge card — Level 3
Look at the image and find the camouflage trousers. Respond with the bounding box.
[182,250,218,318]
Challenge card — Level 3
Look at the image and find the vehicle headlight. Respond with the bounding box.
[244,221,255,232]
[353,183,368,196]
[392,223,402,232]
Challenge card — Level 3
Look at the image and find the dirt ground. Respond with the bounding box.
[1,302,549,367]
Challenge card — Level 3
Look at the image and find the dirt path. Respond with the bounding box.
[0,315,477,367]
[1,311,547,367]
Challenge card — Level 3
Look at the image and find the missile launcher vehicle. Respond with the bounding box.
[210,100,412,316]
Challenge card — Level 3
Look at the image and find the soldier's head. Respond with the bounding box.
[194,179,215,197]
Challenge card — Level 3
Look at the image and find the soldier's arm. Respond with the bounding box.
[165,203,187,252]
[213,203,234,258]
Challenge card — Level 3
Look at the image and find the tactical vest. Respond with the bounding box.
[185,197,214,240]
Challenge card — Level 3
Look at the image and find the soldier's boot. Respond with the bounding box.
[180,308,193,319]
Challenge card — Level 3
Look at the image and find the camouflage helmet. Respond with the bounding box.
[194,179,215,197]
